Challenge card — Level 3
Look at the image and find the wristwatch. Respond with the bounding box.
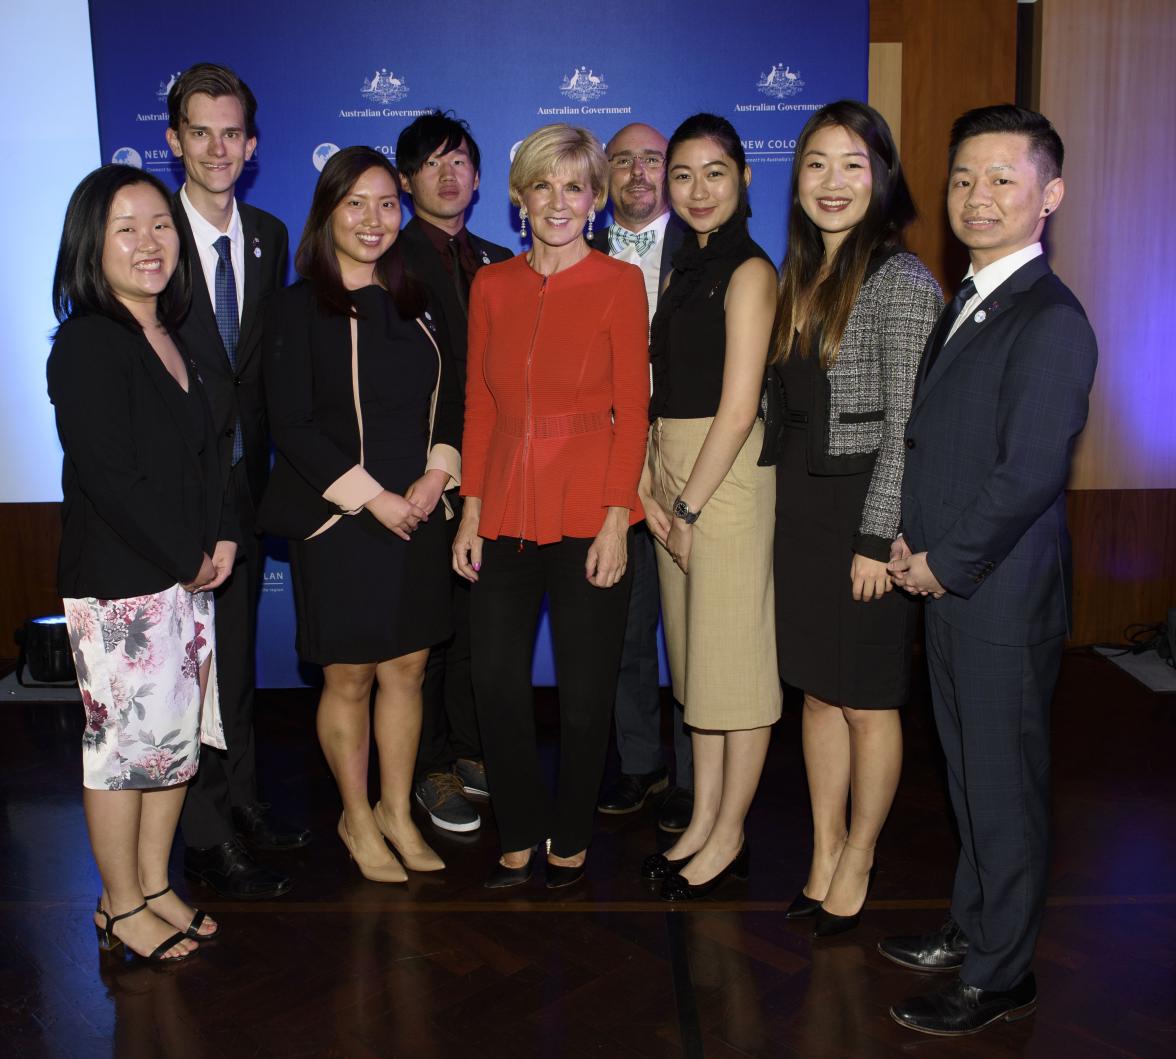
[672,496,700,525]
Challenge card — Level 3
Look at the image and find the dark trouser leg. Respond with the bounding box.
[418,512,481,780]
[546,536,633,856]
[926,610,1059,990]
[613,526,664,776]
[183,465,259,847]
[444,567,480,760]
[470,538,549,853]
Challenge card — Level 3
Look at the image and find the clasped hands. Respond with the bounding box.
[366,469,450,542]
[885,537,946,599]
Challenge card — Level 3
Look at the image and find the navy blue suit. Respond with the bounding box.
[174,198,289,848]
[900,253,1097,989]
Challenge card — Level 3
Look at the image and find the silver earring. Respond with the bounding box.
[586,208,596,237]
[519,205,528,240]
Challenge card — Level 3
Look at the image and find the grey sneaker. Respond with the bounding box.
[453,757,490,800]
[414,771,481,832]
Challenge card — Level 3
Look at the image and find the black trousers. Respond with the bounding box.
[182,463,260,848]
[925,608,1063,990]
[416,510,481,778]
[471,535,632,857]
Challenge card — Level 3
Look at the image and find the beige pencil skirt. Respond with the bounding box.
[649,417,782,731]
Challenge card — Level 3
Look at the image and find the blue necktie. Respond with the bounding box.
[213,235,244,464]
[609,225,657,257]
[924,276,977,377]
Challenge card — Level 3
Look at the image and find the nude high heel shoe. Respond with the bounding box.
[373,801,445,872]
[337,812,407,883]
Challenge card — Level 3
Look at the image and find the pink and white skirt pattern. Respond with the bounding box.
[63,585,224,790]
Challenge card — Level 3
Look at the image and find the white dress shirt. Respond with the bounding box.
[179,185,245,322]
[609,211,671,330]
[947,242,1043,343]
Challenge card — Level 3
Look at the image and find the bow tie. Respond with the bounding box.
[609,226,658,257]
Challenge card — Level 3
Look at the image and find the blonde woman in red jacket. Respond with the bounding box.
[453,124,649,890]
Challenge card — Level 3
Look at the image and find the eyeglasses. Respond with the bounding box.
[609,154,664,171]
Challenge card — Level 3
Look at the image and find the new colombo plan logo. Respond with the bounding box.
[757,62,805,99]
[560,66,608,102]
[112,147,143,168]
[361,68,409,105]
[312,143,340,171]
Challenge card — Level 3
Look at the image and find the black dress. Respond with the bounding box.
[773,338,916,708]
[289,286,451,664]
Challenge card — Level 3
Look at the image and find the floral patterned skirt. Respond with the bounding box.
[64,586,224,790]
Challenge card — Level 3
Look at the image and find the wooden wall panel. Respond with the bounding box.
[0,502,63,658]
[1039,0,1176,489]
[868,42,903,152]
[1068,489,1176,644]
[870,0,1019,290]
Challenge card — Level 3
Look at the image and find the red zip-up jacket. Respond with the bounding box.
[461,250,649,543]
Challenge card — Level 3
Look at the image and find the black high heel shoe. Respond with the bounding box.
[641,850,691,881]
[545,859,586,890]
[95,900,194,963]
[484,845,538,890]
[144,885,219,940]
[660,843,749,901]
[783,889,822,919]
[812,864,878,938]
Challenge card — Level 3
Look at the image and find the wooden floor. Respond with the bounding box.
[1,650,1173,1057]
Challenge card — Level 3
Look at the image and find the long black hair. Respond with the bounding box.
[772,100,916,366]
[294,146,424,319]
[52,164,191,331]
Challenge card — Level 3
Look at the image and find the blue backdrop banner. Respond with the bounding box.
[88,0,868,687]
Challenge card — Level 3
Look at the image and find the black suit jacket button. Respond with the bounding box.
[905,437,916,449]
[234,377,242,386]
[224,428,234,438]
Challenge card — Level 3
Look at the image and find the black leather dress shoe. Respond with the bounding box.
[878,919,970,972]
[597,767,668,814]
[640,850,691,880]
[660,843,749,901]
[783,889,821,919]
[484,853,534,890]
[233,803,312,851]
[184,840,292,899]
[656,787,694,833]
[890,974,1037,1036]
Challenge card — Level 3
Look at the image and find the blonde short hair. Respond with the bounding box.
[509,124,608,211]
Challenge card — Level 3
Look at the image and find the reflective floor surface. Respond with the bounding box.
[1,650,1173,1057]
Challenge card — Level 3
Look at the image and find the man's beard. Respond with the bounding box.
[619,182,661,224]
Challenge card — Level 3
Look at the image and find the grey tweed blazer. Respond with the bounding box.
[822,251,942,558]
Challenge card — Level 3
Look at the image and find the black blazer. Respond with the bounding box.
[588,212,688,305]
[47,315,232,599]
[900,255,1098,646]
[258,281,462,540]
[397,218,512,398]
[173,195,289,507]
